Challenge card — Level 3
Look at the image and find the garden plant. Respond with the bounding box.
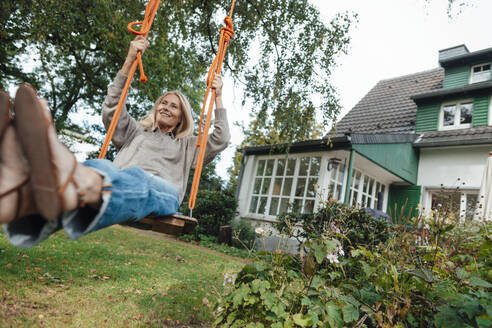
[214,200,492,327]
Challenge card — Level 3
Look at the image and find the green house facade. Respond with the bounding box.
[235,45,492,226]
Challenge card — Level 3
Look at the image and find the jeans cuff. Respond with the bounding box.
[3,216,62,248]
[62,168,112,240]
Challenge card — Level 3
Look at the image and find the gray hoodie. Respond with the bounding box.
[102,72,231,203]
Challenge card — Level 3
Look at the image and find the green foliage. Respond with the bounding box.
[232,219,256,249]
[1,0,355,149]
[215,203,492,327]
[181,189,238,237]
[276,200,391,250]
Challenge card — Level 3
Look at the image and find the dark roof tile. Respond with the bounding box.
[333,68,444,136]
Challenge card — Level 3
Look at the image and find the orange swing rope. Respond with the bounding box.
[188,0,236,216]
[98,0,161,159]
[98,0,236,219]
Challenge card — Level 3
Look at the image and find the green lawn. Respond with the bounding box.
[0,225,244,327]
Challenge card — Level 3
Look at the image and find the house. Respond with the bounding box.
[235,44,492,226]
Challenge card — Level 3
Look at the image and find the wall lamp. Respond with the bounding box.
[327,157,342,171]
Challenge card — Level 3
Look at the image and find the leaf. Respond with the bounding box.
[469,276,492,288]
[326,303,343,328]
[476,317,492,328]
[408,268,438,283]
[456,268,470,280]
[342,304,359,323]
[293,313,313,327]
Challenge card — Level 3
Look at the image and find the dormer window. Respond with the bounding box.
[470,63,491,83]
[440,100,473,130]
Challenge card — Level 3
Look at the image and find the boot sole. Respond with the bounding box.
[14,85,61,221]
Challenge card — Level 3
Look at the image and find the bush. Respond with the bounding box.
[180,189,237,237]
[232,219,256,249]
[215,202,492,327]
[276,200,390,250]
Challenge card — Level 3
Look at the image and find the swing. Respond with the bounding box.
[98,0,236,236]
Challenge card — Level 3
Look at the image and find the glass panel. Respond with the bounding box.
[253,178,262,194]
[484,64,491,71]
[279,198,290,214]
[299,157,310,176]
[465,194,478,221]
[362,176,369,193]
[367,196,373,208]
[473,66,481,73]
[353,171,361,189]
[269,197,279,215]
[334,184,342,201]
[310,157,321,176]
[337,165,345,183]
[256,160,265,176]
[330,166,338,181]
[283,178,293,196]
[431,191,460,219]
[261,178,271,194]
[276,159,286,176]
[381,185,385,194]
[258,197,268,214]
[265,160,274,176]
[293,198,302,212]
[361,194,367,207]
[328,182,335,198]
[352,191,358,207]
[306,177,317,197]
[443,105,456,126]
[304,200,315,214]
[368,178,375,197]
[249,196,258,213]
[286,158,296,176]
[272,178,282,195]
[460,103,473,124]
[295,178,306,197]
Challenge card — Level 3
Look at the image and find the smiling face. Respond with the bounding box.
[156,93,183,134]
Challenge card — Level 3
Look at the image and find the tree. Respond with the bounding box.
[1,0,354,143]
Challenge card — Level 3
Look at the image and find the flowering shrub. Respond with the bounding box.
[214,200,492,327]
[276,201,390,250]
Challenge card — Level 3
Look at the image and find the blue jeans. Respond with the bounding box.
[3,159,180,248]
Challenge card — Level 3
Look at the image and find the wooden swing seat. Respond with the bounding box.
[139,214,198,236]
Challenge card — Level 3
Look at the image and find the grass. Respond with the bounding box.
[0,225,244,327]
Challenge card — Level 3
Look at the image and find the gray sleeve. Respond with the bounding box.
[190,107,231,168]
[102,72,139,150]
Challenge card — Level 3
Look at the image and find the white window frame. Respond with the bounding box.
[439,99,474,131]
[349,169,387,209]
[326,161,346,202]
[470,63,491,84]
[427,189,479,223]
[247,154,325,220]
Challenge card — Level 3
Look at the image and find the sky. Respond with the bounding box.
[213,0,492,181]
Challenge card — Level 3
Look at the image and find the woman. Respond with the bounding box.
[0,36,230,248]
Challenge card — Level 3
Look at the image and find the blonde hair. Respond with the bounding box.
[139,90,194,138]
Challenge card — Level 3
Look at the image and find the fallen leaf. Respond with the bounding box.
[6,263,12,268]
[202,297,210,306]
[34,267,41,272]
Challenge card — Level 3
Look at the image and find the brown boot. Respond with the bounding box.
[0,91,37,223]
[14,84,103,221]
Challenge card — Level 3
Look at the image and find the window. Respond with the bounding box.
[249,156,322,217]
[470,63,491,83]
[327,163,345,201]
[349,169,386,209]
[430,190,478,222]
[440,100,473,130]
